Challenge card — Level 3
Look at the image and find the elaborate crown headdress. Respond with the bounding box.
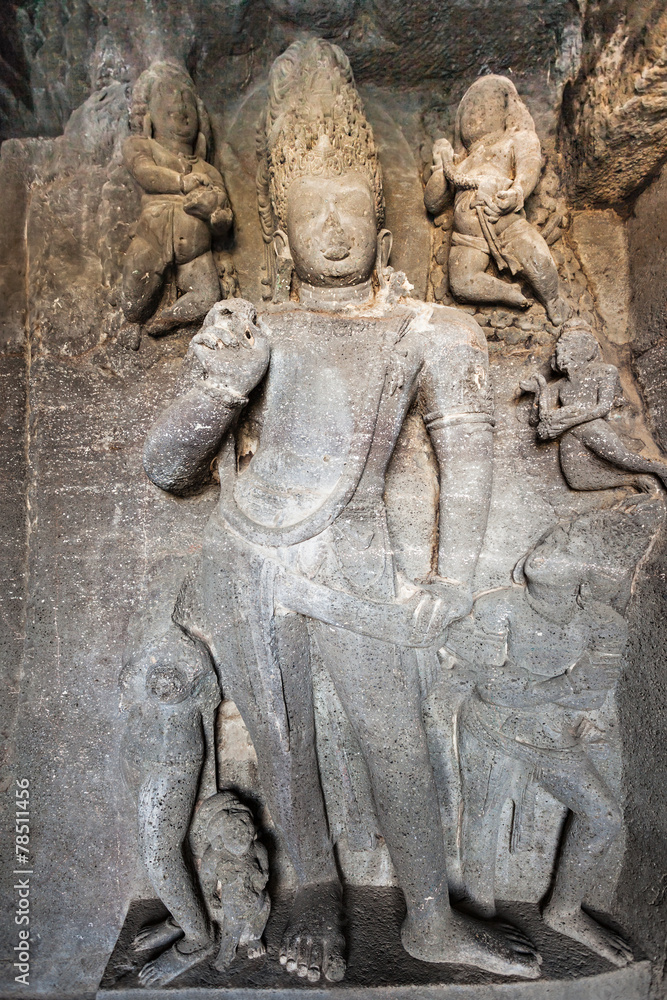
[130,60,211,160]
[257,38,384,295]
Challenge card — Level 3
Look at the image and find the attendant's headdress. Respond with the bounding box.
[454,74,535,155]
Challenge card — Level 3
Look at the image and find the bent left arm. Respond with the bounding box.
[419,310,494,588]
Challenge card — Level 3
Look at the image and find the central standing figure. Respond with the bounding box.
[142,38,541,985]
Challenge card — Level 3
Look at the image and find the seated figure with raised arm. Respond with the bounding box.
[135,38,542,987]
[424,75,568,325]
[521,318,667,492]
[121,61,233,336]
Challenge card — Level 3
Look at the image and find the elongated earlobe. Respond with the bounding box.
[376,229,393,273]
[273,229,293,264]
[272,230,294,303]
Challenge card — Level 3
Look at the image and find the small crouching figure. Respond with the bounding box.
[119,625,222,987]
[121,61,233,336]
[521,318,667,492]
[424,74,568,325]
[447,496,665,967]
[190,792,270,970]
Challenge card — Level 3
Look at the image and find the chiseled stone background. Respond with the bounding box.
[1,1,667,995]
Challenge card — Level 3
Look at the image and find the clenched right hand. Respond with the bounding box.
[189,300,270,399]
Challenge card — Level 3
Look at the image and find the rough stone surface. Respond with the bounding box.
[1,6,667,1000]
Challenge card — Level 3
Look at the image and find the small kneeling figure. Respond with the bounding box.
[190,792,270,970]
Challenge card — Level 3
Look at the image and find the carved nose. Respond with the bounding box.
[322,212,351,261]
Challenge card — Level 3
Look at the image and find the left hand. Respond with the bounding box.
[493,184,524,215]
[183,186,219,220]
[398,575,472,648]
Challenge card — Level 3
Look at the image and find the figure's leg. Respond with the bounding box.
[314,625,541,978]
[458,723,512,919]
[498,221,569,325]
[219,610,344,984]
[136,768,217,987]
[449,245,529,309]
[132,917,183,953]
[538,757,632,966]
[120,236,167,324]
[559,429,640,491]
[576,421,667,489]
[144,252,220,335]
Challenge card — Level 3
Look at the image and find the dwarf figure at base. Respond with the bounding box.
[424,75,568,325]
[190,792,270,969]
[447,496,664,967]
[521,318,667,492]
[121,61,233,336]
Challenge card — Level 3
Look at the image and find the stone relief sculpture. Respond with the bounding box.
[118,624,223,983]
[447,496,664,967]
[120,61,234,336]
[521,319,667,491]
[189,792,270,970]
[423,75,569,325]
[134,36,547,986]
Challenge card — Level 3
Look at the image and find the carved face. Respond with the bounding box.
[149,81,199,147]
[523,527,581,594]
[216,807,255,856]
[285,171,378,286]
[555,331,598,373]
[459,84,508,149]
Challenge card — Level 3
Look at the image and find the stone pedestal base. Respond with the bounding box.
[98,890,650,1000]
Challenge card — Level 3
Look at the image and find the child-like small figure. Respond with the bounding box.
[424,75,568,324]
[190,791,270,970]
[447,497,664,966]
[121,61,233,336]
[521,318,667,492]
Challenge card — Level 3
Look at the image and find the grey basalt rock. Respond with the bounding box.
[3,10,667,1000]
[424,76,568,327]
[120,62,234,337]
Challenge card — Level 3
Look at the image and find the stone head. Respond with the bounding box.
[554,321,602,373]
[119,629,212,708]
[130,61,210,158]
[455,74,535,152]
[515,496,665,611]
[192,792,256,859]
[258,38,391,291]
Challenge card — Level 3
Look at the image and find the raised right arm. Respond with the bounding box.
[143,383,246,496]
[144,300,271,496]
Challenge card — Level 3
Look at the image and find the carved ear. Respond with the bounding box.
[272,230,294,303]
[195,131,207,160]
[376,228,393,272]
[273,229,293,263]
[512,555,527,585]
[142,112,153,137]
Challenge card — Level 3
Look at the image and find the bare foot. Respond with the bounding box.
[138,938,216,987]
[543,905,633,967]
[401,908,542,979]
[499,283,530,310]
[545,295,571,326]
[247,937,266,959]
[143,310,181,337]
[279,881,346,983]
[131,917,182,953]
